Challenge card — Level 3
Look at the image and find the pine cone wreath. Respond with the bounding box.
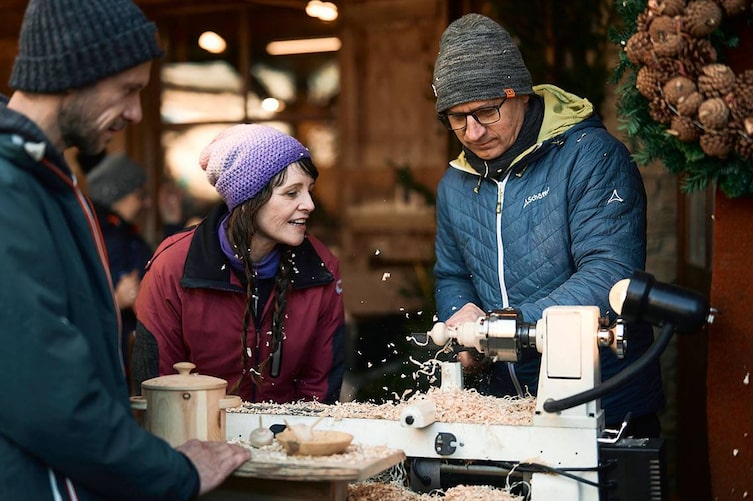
[682,0,724,38]
[620,0,753,195]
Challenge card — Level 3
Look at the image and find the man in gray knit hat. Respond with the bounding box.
[0,1,248,500]
[432,14,664,438]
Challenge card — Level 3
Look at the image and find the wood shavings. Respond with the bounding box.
[348,481,419,500]
[421,388,534,426]
[230,387,535,426]
[347,481,521,500]
[229,437,399,467]
[441,484,522,500]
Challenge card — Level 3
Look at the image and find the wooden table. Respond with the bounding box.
[202,448,406,500]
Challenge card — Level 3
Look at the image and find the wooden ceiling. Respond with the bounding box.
[0,1,340,54]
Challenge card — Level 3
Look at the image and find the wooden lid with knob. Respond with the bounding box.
[141,362,227,391]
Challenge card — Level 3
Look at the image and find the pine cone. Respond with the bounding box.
[738,69,753,87]
[677,91,704,117]
[655,34,685,57]
[719,0,747,16]
[736,132,753,160]
[663,76,697,105]
[698,64,736,98]
[699,130,734,158]
[649,15,679,40]
[679,38,718,79]
[637,66,663,100]
[734,117,753,160]
[625,31,653,65]
[657,0,687,16]
[650,96,675,124]
[682,0,723,38]
[668,115,701,141]
[728,70,753,122]
[698,97,730,129]
[745,117,753,136]
[645,56,682,83]
[649,16,684,57]
[636,10,652,32]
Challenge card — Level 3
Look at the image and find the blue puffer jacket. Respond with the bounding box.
[434,85,664,425]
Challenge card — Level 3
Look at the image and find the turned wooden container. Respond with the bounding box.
[130,362,241,446]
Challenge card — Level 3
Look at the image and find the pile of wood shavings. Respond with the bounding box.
[229,437,400,467]
[230,387,535,426]
[347,481,522,501]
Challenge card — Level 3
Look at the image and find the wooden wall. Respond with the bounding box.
[706,20,753,499]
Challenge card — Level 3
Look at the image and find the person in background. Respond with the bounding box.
[0,1,249,500]
[87,153,188,383]
[431,13,664,437]
[132,124,346,405]
[87,154,153,369]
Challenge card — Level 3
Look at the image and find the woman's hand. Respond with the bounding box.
[114,269,140,309]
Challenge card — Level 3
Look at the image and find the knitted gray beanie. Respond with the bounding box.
[432,13,533,113]
[87,154,147,208]
[199,124,311,211]
[10,0,163,93]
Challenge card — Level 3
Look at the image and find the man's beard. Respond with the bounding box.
[58,96,103,156]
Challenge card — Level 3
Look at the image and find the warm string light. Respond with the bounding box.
[305,0,338,22]
[198,31,226,54]
[261,97,282,113]
[266,36,341,56]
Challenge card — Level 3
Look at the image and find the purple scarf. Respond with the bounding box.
[217,214,280,279]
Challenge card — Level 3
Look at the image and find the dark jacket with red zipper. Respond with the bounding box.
[92,202,153,363]
[0,96,199,501]
[132,204,346,404]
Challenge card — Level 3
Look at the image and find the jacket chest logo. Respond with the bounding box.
[523,186,550,209]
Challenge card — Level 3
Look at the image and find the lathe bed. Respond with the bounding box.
[225,388,603,500]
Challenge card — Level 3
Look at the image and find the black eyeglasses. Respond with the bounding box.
[438,99,507,131]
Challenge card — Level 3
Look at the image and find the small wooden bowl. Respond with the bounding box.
[276,429,354,456]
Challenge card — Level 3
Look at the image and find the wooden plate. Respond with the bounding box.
[276,429,353,456]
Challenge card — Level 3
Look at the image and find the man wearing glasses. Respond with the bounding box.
[431,13,664,438]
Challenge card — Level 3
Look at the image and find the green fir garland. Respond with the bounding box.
[611,0,753,198]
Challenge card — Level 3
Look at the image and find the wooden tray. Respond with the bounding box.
[203,447,406,501]
[233,447,405,482]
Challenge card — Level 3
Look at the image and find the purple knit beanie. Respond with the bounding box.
[199,124,311,210]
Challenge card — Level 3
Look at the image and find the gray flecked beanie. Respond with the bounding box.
[432,13,533,113]
[87,154,147,208]
[9,0,163,93]
[199,124,311,211]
